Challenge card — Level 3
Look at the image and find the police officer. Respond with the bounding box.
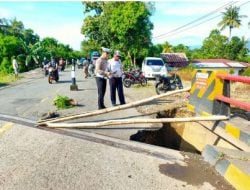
[107,50,126,106]
[95,47,111,109]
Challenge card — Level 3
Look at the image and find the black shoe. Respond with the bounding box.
[98,106,106,110]
[112,104,118,107]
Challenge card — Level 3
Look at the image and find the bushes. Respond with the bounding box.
[242,67,250,76]
[0,57,12,74]
[175,64,195,81]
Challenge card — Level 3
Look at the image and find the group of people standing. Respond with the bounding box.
[95,47,126,109]
[12,48,126,110]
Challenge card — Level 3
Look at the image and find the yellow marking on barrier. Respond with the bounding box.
[224,164,250,190]
[190,70,206,94]
[225,123,240,139]
[197,71,215,98]
[201,111,211,116]
[207,70,227,101]
[190,83,197,94]
[187,103,195,112]
[0,122,13,136]
[190,70,198,94]
[191,69,198,79]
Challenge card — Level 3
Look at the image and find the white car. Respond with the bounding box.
[141,57,167,79]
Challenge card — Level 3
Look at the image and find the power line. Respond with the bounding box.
[153,1,236,39]
[153,1,250,41]
[156,14,222,40]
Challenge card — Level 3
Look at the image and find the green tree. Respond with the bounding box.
[81,39,100,58]
[225,36,248,61]
[81,2,154,67]
[173,44,192,60]
[8,18,24,38]
[200,29,228,58]
[162,41,173,53]
[23,29,39,46]
[0,18,10,35]
[218,6,246,39]
[148,44,163,57]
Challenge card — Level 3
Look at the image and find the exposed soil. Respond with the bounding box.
[159,152,235,190]
[231,82,250,103]
[124,81,190,115]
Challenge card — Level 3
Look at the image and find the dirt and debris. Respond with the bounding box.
[40,112,60,120]
[159,152,235,190]
[124,82,190,115]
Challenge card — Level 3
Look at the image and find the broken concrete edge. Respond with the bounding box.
[202,144,250,190]
[217,120,250,146]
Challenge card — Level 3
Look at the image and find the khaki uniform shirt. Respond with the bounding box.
[95,57,108,78]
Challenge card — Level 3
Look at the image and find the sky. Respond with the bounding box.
[0,1,249,50]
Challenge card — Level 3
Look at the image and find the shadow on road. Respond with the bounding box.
[0,83,7,88]
[57,80,72,84]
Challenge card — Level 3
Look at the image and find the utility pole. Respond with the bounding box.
[70,59,78,91]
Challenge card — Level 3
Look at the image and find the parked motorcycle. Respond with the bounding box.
[123,69,147,88]
[48,67,59,84]
[155,73,183,95]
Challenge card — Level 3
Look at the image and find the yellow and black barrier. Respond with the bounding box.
[187,69,230,116]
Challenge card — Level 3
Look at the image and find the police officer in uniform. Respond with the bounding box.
[107,50,126,106]
[95,47,111,109]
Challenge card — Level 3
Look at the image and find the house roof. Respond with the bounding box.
[160,53,188,63]
[192,59,247,68]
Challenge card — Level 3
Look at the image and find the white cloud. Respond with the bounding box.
[155,2,224,16]
[0,8,12,17]
[31,22,84,50]
[19,4,36,12]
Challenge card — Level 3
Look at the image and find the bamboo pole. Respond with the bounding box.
[38,87,191,125]
[45,115,228,128]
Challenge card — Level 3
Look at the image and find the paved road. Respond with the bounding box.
[0,67,234,190]
[0,67,160,140]
[0,120,232,190]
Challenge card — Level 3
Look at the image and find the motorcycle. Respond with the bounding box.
[155,73,183,95]
[88,63,95,77]
[48,67,59,84]
[122,69,147,88]
[43,64,49,76]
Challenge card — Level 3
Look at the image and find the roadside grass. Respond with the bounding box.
[0,72,22,86]
[175,67,194,82]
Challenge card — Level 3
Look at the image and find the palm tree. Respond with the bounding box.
[218,6,246,39]
[162,41,173,53]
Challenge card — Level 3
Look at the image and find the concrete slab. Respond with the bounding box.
[0,121,229,190]
[202,145,250,190]
[216,117,250,146]
[229,116,250,135]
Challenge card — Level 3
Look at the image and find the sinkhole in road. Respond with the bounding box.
[130,108,200,154]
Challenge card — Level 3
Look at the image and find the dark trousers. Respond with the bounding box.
[96,77,107,109]
[109,77,126,105]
